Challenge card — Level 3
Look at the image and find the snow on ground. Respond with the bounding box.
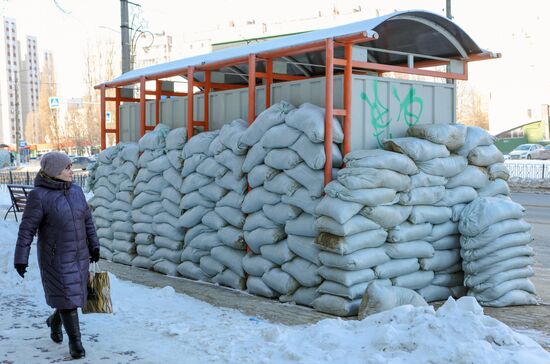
[1,212,550,363]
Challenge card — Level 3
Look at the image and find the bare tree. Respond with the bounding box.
[37,54,63,148]
[456,81,489,130]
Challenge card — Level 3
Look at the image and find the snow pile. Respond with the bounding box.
[177,130,220,281]
[131,124,171,268]
[459,197,538,306]
[87,145,120,260]
[0,150,10,168]
[149,127,187,276]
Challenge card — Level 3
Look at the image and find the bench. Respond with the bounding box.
[4,184,34,222]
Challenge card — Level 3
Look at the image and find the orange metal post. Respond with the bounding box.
[139,76,146,137]
[248,54,256,125]
[187,67,194,140]
[100,85,106,150]
[324,38,334,185]
[115,87,121,144]
[343,43,352,155]
[155,80,161,125]
[204,70,210,131]
[265,58,273,108]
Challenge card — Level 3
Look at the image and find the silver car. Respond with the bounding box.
[508,144,544,160]
[531,145,550,160]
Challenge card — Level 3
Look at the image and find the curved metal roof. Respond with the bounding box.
[105,10,488,87]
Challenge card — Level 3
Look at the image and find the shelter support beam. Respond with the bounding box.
[140,76,146,137]
[248,54,256,125]
[115,87,121,144]
[324,38,334,185]
[100,85,106,150]
[187,67,195,140]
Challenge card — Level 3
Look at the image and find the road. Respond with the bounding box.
[511,192,550,225]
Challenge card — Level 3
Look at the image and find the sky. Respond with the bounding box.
[1,0,550,133]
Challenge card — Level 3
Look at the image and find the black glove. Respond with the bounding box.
[90,248,100,263]
[15,264,27,278]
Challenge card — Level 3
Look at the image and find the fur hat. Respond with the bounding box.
[40,152,72,177]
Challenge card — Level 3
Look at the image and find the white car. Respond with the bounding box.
[530,145,550,160]
[508,144,544,160]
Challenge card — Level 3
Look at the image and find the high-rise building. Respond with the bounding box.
[134,31,172,69]
[0,17,23,145]
[20,35,40,145]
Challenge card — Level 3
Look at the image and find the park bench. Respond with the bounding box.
[4,184,34,222]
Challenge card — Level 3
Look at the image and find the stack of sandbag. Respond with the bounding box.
[150,127,187,276]
[109,143,139,265]
[88,145,120,261]
[205,120,248,289]
[459,196,537,306]
[312,150,415,316]
[394,125,473,301]
[131,124,171,267]
[176,130,220,281]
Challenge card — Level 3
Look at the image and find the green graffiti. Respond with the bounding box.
[361,80,424,147]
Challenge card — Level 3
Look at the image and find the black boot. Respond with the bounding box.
[46,309,63,343]
[59,309,86,359]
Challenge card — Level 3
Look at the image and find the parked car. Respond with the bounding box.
[71,156,95,170]
[530,145,550,160]
[507,144,544,160]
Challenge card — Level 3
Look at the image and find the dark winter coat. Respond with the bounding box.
[14,172,100,309]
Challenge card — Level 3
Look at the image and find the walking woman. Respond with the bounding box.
[14,152,100,359]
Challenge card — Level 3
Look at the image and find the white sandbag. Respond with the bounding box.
[432,272,464,287]
[387,222,432,243]
[111,200,131,212]
[115,191,133,205]
[134,168,157,185]
[120,161,138,180]
[337,167,410,191]
[112,221,134,234]
[245,228,286,253]
[263,173,300,196]
[439,262,463,274]
[112,252,136,265]
[420,249,461,271]
[215,149,246,177]
[470,266,535,292]
[246,276,279,298]
[119,143,139,164]
[325,181,398,206]
[153,211,180,226]
[315,230,387,255]
[409,206,452,224]
[287,235,321,265]
[263,203,302,225]
[161,200,181,218]
[189,232,223,251]
[406,124,467,151]
[181,173,213,194]
[242,143,269,173]
[138,124,169,151]
[138,149,165,168]
[460,219,531,250]
[132,209,153,223]
[290,135,342,170]
[488,163,510,181]
[416,285,453,302]
[112,239,136,254]
[215,206,246,228]
[416,155,468,178]
[435,186,479,207]
[463,246,534,274]
[217,191,245,209]
[284,164,324,198]
[344,149,418,175]
[461,231,532,262]
[148,155,171,173]
[360,205,412,229]
[94,186,115,201]
[473,278,536,302]
[315,196,363,224]
[133,223,154,235]
[451,203,466,222]
[477,179,510,197]
[425,221,459,242]
[212,269,247,290]
[180,191,215,210]
[260,240,295,266]
[479,289,538,307]
[358,283,428,319]
[280,189,319,215]
[248,164,278,188]
[262,268,300,295]
[240,101,294,146]
[432,235,460,250]
[177,261,210,281]
[165,127,187,150]
[319,247,390,271]
[151,247,183,264]
[399,186,445,205]
[446,166,489,189]
[154,236,183,250]
[199,183,227,202]
[183,131,218,158]
[211,246,246,277]
[455,126,495,156]
[180,246,209,264]
[112,231,135,242]
[315,215,380,237]
[184,224,213,245]
[284,102,344,143]
[285,213,317,237]
[384,241,434,259]
[463,256,536,288]
[215,172,247,194]
[312,294,360,317]
[260,123,302,148]
[153,223,185,241]
[135,233,154,245]
[291,287,321,307]
[201,210,227,230]
[217,226,246,250]
[391,270,435,290]
[374,258,420,279]
[384,137,450,161]
[196,157,227,178]
[282,257,323,287]
[242,253,278,276]
[468,144,504,167]
[179,205,210,228]
[317,266,375,287]
[264,149,302,170]
[218,119,248,155]
[90,196,111,210]
[153,260,179,276]
[318,280,371,300]
[458,197,525,236]
[244,211,278,231]
[242,187,280,213]
[132,256,155,269]
[181,154,207,177]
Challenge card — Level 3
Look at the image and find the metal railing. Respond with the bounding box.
[0,170,88,188]
[505,163,550,179]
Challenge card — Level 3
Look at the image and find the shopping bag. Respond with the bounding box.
[82,262,113,314]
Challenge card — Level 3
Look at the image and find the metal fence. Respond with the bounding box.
[0,170,88,188]
[505,163,550,179]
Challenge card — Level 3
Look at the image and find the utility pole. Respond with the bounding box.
[121,0,131,74]
[446,0,452,20]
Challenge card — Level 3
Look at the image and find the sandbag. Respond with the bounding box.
[387,222,432,243]
[218,118,248,155]
[218,226,246,250]
[217,191,245,209]
[240,101,294,146]
[358,283,428,319]
[384,241,434,259]
[458,197,525,236]
[416,155,468,178]
[315,215,380,237]
[263,203,302,225]
[409,206,452,224]
[462,246,534,274]
[183,131,218,158]
[211,246,246,277]
[281,257,323,287]
[468,144,504,167]
[477,179,510,198]
[246,276,279,298]
[242,253,278,276]
[446,166,489,189]
[399,186,445,205]
[325,181,398,206]
[215,206,246,228]
[460,219,531,250]
[435,186,478,207]
[318,247,390,271]
[244,228,286,253]
[264,149,302,170]
[280,188,320,215]
[315,196,363,224]
[461,231,532,262]
[337,167,410,191]
[384,137,450,161]
[181,154,207,177]
[242,187,281,213]
[478,290,538,307]
[260,123,302,148]
[285,213,317,237]
[289,135,342,170]
[284,164,324,198]
[315,230,387,255]
[242,144,269,173]
[215,149,246,177]
[189,233,223,251]
[180,191,215,210]
[419,249,461,271]
[317,266,375,287]
[463,256,535,288]
[406,124,467,151]
[360,205,412,229]
[262,268,300,295]
[317,280,370,300]
[260,240,295,266]
[196,157,227,178]
[263,172,300,196]
[391,270,435,290]
[425,221,459,242]
[344,149,418,175]
[312,294,360,317]
[248,164,278,188]
[177,261,210,281]
[488,163,510,181]
[287,235,321,265]
[284,102,344,143]
[456,126,495,157]
[374,258,420,279]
